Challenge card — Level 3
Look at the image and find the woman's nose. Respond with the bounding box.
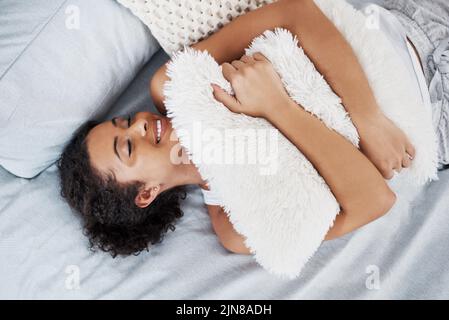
[129,118,148,137]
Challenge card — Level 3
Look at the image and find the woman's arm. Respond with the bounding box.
[150,0,297,114]
[150,0,414,179]
[212,53,396,246]
[284,0,416,179]
[268,98,396,241]
[207,91,395,252]
[151,0,376,116]
[207,204,251,254]
[210,95,396,247]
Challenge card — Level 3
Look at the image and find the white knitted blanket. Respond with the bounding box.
[117,0,275,54]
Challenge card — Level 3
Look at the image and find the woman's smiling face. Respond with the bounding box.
[86,111,180,206]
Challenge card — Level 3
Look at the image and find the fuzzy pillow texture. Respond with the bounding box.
[164,0,438,279]
[116,0,275,55]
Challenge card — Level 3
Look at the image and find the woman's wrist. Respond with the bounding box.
[345,102,383,139]
[263,97,303,124]
[345,99,382,125]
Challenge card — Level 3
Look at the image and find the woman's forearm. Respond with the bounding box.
[207,205,251,254]
[286,0,379,120]
[267,99,396,230]
[150,0,297,113]
[152,0,380,119]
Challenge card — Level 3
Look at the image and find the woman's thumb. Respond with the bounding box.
[211,84,239,111]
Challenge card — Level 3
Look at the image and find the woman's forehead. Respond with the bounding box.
[86,121,120,175]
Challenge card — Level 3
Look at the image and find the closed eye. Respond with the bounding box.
[127,115,132,157]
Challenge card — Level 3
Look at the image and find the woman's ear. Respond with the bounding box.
[135,185,160,208]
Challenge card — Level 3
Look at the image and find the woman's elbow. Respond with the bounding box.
[345,187,396,222]
[383,189,397,213]
[219,236,251,255]
[283,0,316,27]
[368,188,397,221]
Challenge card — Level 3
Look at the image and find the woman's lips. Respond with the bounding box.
[152,119,158,144]
[151,118,166,145]
[159,117,166,142]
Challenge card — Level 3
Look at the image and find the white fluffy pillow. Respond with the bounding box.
[116,0,274,55]
[163,0,438,278]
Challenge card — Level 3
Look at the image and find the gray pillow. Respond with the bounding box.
[0,0,160,178]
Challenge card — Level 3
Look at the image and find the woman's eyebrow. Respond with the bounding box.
[112,117,124,162]
[113,136,121,161]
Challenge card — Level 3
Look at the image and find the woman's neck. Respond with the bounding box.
[171,161,206,189]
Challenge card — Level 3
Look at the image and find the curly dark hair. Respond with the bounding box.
[57,120,186,257]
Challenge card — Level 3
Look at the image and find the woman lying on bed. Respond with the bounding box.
[57,0,445,257]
